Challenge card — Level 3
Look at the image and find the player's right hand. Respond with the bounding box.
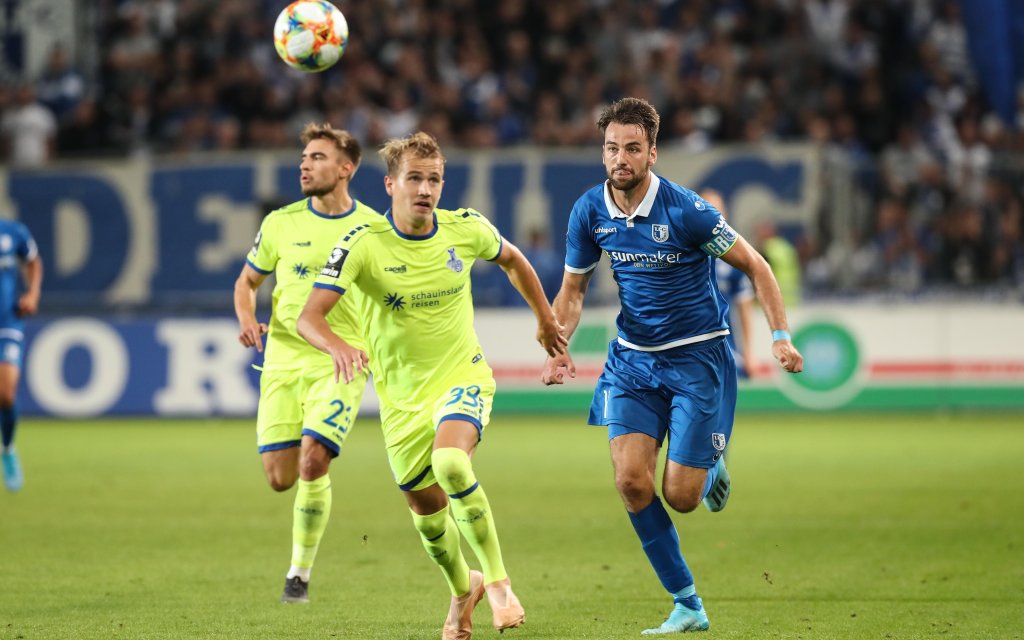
[772,340,804,373]
[328,341,369,384]
[541,352,576,385]
[238,321,268,352]
[537,318,568,357]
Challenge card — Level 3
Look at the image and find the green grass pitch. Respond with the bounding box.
[2,413,1023,639]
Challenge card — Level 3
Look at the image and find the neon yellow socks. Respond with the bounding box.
[432,447,508,584]
[411,507,471,595]
[289,473,332,578]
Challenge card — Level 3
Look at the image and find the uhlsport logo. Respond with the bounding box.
[446,247,464,272]
[652,224,669,243]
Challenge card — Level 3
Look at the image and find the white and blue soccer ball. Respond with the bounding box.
[273,1,349,72]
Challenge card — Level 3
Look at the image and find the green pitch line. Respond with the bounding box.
[1,413,1022,639]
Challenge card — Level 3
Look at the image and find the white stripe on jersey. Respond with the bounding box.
[617,329,730,352]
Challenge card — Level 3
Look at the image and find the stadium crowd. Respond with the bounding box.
[1,0,1022,297]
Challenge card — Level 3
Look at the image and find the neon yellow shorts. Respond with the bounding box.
[256,366,369,457]
[380,374,495,492]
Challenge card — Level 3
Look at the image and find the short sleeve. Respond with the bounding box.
[314,232,368,295]
[564,200,601,273]
[14,222,38,261]
[469,210,503,261]
[682,195,738,258]
[247,217,277,274]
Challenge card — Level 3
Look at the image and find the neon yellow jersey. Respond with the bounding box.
[313,208,503,410]
[248,198,381,371]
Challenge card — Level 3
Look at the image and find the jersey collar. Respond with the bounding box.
[386,210,438,240]
[307,198,356,219]
[604,172,661,224]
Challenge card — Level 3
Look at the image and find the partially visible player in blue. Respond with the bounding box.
[701,189,760,380]
[541,97,803,634]
[0,219,42,492]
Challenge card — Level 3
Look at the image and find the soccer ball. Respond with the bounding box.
[273,1,349,72]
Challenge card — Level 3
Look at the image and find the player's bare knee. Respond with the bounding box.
[266,473,296,492]
[0,388,16,408]
[615,470,653,506]
[663,485,701,513]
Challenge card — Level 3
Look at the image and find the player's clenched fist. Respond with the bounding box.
[541,352,576,385]
[772,340,804,373]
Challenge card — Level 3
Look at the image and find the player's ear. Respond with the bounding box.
[649,145,657,165]
[384,175,394,196]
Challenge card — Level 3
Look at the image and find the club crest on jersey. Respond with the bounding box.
[652,224,670,243]
[446,247,464,273]
[712,433,727,451]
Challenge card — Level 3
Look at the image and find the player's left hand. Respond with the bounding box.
[772,340,804,373]
[16,292,39,317]
[328,340,369,384]
[537,319,568,357]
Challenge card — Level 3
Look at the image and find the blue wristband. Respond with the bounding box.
[772,330,791,342]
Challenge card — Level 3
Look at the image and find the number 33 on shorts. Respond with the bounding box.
[438,380,494,427]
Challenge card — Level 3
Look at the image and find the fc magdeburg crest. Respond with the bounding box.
[652,224,669,243]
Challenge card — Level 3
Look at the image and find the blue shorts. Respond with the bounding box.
[588,336,737,469]
[0,336,23,368]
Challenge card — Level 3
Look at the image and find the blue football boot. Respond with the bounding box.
[702,456,730,513]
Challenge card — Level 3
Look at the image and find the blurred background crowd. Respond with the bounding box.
[2,0,1023,300]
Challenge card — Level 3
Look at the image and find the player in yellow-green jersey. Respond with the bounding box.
[233,123,381,604]
[298,132,566,639]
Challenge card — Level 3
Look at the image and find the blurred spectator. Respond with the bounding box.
[0,0,1017,298]
[0,84,57,168]
[35,47,86,124]
[517,226,563,305]
[755,219,802,306]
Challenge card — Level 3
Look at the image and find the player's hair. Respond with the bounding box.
[378,131,446,176]
[300,122,362,168]
[597,97,660,148]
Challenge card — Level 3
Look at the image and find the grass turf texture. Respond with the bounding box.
[2,414,1022,639]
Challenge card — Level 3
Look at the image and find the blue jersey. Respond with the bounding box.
[0,220,38,332]
[565,173,738,350]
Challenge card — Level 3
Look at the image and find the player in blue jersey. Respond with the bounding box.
[541,97,803,634]
[701,189,760,379]
[0,219,42,492]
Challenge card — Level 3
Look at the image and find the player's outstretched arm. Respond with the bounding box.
[233,264,269,352]
[298,287,368,383]
[541,270,592,385]
[720,236,803,373]
[493,237,567,357]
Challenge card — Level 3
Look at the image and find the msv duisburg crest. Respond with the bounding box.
[446,247,464,272]
[652,224,670,243]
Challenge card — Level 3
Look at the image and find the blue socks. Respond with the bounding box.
[0,406,16,449]
[627,496,694,596]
